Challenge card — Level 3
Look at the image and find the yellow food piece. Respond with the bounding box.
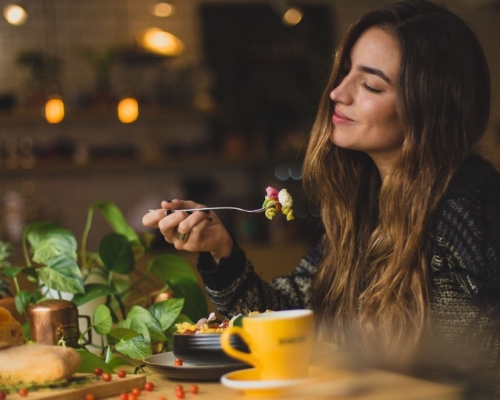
[0,306,24,349]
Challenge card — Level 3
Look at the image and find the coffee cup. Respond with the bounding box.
[220,309,314,380]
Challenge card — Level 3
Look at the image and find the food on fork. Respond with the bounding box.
[0,306,24,349]
[262,186,294,221]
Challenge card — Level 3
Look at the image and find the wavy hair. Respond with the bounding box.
[303,0,491,365]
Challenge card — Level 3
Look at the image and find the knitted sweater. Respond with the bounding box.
[197,155,500,398]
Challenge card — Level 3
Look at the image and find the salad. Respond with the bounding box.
[262,186,294,221]
[175,311,272,334]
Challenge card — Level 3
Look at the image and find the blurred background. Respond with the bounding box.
[0,0,499,273]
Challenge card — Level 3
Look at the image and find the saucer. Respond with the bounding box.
[221,366,358,397]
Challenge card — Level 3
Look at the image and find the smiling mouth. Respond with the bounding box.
[332,110,354,124]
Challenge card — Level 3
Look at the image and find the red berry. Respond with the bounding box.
[102,372,112,382]
[144,381,154,391]
[174,384,183,392]
[19,388,29,397]
[119,393,129,400]
[117,369,127,378]
[86,394,96,400]
[131,387,141,395]
[189,384,199,394]
[174,358,183,366]
[129,394,138,400]
[176,390,185,399]
[94,367,103,376]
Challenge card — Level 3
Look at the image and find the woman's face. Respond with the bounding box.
[330,27,403,178]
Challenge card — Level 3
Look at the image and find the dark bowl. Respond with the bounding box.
[172,333,249,365]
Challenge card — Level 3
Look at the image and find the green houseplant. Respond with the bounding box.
[0,200,208,373]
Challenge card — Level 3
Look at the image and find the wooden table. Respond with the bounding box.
[123,369,461,400]
[3,368,461,400]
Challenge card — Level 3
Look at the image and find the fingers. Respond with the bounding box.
[158,207,213,245]
[142,199,206,228]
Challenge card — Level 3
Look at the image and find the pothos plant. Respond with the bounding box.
[0,200,208,373]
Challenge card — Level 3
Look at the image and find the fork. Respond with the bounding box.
[149,204,271,214]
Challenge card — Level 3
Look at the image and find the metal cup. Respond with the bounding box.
[28,299,91,348]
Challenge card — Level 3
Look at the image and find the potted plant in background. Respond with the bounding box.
[0,242,19,320]
[0,200,208,373]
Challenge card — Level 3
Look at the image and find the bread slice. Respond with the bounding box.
[0,343,81,385]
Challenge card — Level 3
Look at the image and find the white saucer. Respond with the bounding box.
[221,366,359,397]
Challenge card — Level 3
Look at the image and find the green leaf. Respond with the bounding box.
[90,201,144,251]
[126,305,166,342]
[23,223,78,265]
[108,327,141,341]
[37,254,85,294]
[232,314,245,327]
[23,221,61,248]
[108,357,134,370]
[149,298,184,331]
[115,335,152,360]
[129,318,151,343]
[75,349,114,373]
[93,304,113,335]
[168,277,208,321]
[98,233,134,274]
[32,231,78,265]
[72,283,116,307]
[0,266,23,278]
[15,290,32,314]
[149,253,198,283]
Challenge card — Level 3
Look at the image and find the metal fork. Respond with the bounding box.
[149,204,271,214]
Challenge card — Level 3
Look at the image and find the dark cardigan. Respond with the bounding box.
[197,155,500,398]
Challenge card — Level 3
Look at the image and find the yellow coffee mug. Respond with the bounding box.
[220,309,314,380]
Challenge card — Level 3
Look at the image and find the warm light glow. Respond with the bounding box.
[45,98,65,124]
[3,4,27,26]
[139,28,184,56]
[152,2,176,17]
[282,7,303,26]
[117,97,139,123]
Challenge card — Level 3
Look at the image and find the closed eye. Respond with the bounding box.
[362,82,382,94]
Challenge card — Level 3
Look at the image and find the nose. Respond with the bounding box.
[330,77,351,104]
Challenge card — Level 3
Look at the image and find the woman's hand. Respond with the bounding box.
[142,199,233,263]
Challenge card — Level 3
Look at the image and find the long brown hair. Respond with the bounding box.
[303,0,491,365]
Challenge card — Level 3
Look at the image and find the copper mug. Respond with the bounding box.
[28,299,91,348]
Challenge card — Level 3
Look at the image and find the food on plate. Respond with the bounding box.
[262,187,294,221]
[175,311,272,334]
[0,306,24,349]
[0,343,81,385]
[175,312,233,334]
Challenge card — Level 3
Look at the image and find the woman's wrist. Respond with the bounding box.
[210,234,233,264]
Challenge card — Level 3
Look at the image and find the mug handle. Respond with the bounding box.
[220,327,262,369]
[78,315,92,345]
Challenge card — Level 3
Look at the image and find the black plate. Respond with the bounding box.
[172,333,249,365]
[143,352,247,381]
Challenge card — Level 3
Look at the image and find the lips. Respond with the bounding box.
[332,109,354,124]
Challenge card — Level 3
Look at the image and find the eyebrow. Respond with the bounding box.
[357,65,391,84]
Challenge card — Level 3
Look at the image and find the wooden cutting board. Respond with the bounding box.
[5,374,147,400]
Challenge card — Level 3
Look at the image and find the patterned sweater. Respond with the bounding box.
[197,156,500,398]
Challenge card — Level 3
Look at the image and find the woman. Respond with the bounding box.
[144,0,500,396]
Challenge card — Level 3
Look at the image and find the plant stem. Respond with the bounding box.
[80,207,95,268]
[21,232,31,267]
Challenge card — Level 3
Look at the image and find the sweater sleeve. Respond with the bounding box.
[427,162,500,398]
[196,238,322,318]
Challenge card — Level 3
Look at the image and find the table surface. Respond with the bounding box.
[105,368,462,400]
